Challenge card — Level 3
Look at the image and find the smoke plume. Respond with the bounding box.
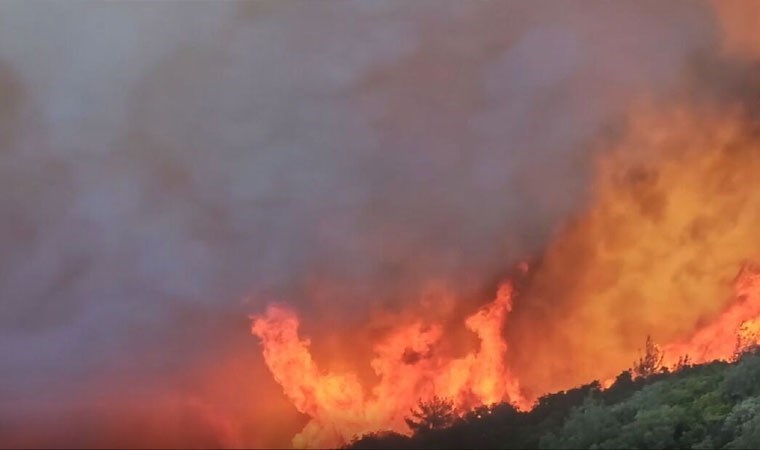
[1,1,756,447]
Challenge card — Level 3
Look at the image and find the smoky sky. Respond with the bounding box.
[0,1,728,447]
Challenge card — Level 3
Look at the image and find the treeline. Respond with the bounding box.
[347,350,760,449]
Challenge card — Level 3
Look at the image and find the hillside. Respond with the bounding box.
[348,351,760,449]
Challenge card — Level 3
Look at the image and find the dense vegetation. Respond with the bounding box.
[348,350,760,449]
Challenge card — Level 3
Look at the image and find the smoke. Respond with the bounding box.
[0,0,746,447]
[712,0,760,59]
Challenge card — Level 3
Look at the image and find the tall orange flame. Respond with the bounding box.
[252,282,524,448]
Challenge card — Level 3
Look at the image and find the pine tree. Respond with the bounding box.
[404,396,458,435]
[633,335,664,378]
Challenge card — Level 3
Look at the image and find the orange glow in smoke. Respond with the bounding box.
[252,102,760,448]
[663,266,760,367]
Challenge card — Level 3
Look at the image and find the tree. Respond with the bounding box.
[349,431,412,450]
[723,353,760,399]
[538,397,621,449]
[405,396,458,435]
[732,324,760,361]
[347,356,750,450]
[603,370,639,405]
[673,354,692,372]
[633,335,664,378]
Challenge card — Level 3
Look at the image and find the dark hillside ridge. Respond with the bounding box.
[348,351,760,449]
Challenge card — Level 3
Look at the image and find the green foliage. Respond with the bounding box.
[346,355,760,450]
[538,398,620,449]
[722,396,760,448]
[545,362,732,449]
[722,353,760,399]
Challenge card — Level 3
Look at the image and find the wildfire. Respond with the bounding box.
[251,282,525,448]
[251,101,760,448]
[662,266,760,367]
[253,263,760,448]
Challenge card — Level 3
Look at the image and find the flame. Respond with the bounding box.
[253,264,760,448]
[504,103,760,396]
[251,282,524,448]
[663,266,760,367]
[252,67,760,448]
[253,102,760,447]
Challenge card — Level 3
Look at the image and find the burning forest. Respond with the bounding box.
[252,105,760,447]
[2,1,760,449]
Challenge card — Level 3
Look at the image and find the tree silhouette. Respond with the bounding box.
[733,325,760,361]
[404,396,457,435]
[673,354,691,372]
[632,335,664,378]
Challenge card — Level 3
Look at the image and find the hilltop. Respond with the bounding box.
[348,351,760,449]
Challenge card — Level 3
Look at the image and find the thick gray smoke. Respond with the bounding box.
[0,1,721,447]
